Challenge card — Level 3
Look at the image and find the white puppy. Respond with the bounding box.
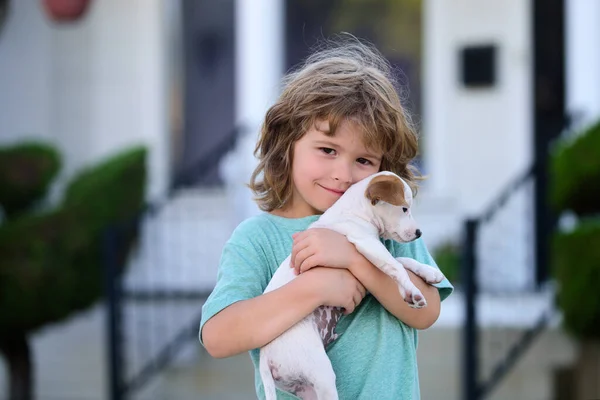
[259,171,445,400]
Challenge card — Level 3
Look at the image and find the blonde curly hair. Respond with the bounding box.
[249,37,421,212]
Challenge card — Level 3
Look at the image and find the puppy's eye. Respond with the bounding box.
[402,207,408,213]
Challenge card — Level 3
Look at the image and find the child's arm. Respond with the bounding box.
[291,228,443,329]
[349,255,441,329]
[202,267,365,358]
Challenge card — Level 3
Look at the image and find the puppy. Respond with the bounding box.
[259,171,445,400]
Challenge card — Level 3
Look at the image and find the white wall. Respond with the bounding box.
[0,0,170,201]
[423,0,532,217]
[220,0,284,225]
[0,1,53,144]
[422,0,534,290]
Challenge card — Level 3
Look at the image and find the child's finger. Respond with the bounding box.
[291,238,310,268]
[353,292,363,308]
[343,302,354,315]
[292,230,309,243]
[299,255,319,274]
[294,247,313,274]
[358,283,367,298]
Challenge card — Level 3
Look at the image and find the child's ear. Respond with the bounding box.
[365,175,407,206]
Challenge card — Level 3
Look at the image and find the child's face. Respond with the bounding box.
[286,119,382,217]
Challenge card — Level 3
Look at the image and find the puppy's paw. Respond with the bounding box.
[420,267,445,284]
[400,286,427,308]
[407,293,427,309]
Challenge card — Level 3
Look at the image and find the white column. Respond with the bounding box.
[221,0,284,224]
[422,0,450,196]
[89,0,170,200]
[566,0,600,132]
[0,0,52,144]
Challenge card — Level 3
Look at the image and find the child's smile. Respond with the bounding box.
[318,184,346,197]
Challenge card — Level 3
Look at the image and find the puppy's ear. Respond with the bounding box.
[365,175,407,206]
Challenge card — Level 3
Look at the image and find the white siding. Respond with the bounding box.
[423,0,532,216]
[0,0,170,200]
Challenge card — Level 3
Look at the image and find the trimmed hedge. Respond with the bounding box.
[0,146,146,333]
[551,119,600,340]
[0,142,61,218]
[433,242,461,286]
[553,220,600,340]
[551,121,600,216]
[64,146,147,230]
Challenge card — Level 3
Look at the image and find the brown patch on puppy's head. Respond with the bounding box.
[365,174,407,206]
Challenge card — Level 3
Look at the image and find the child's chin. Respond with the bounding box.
[313,204,332,214]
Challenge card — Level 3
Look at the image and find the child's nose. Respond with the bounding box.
[332,164,353,183]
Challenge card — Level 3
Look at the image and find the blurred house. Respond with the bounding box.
[0,0,598,399]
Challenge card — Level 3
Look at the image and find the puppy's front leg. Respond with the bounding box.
[396,257,445,285]
[347,236,427,308]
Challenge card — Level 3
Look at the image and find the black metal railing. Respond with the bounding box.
[462,161,556,400]
[103,126,242,400]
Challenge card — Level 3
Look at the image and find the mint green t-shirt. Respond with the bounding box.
[199,213,453,399]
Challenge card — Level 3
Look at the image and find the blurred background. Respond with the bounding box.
[0,0,598,399]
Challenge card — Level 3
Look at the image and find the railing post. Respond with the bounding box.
[533,150,553,287]
[104,226,125,400]
[463,219,479,400]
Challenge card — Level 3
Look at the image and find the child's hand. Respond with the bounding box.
[291,228,359,275]
[306,267,366,315]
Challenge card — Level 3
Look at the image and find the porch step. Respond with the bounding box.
[124,187,234,292]
[155,350,255,400]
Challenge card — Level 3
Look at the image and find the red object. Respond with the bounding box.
[42,0,91,22]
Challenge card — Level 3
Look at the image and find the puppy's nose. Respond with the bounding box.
[415,229,422,238]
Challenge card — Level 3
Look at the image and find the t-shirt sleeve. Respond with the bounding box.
[388,238,454,302]
[198,228,270,345]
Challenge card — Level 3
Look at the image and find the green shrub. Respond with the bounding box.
[551,121,600,216]
[0,208,96,331]
[0,142,61,218]
[64,146,147,230]
[553,219,600,340]
[551,119,600,341]
[0,146,146,332]
[434,241,461,286]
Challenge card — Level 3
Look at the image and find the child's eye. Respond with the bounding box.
[357,158,372,165]
[320,147,336,155]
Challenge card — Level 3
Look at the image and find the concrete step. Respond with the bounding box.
[155,350,256,400]
[125,187,234,292]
